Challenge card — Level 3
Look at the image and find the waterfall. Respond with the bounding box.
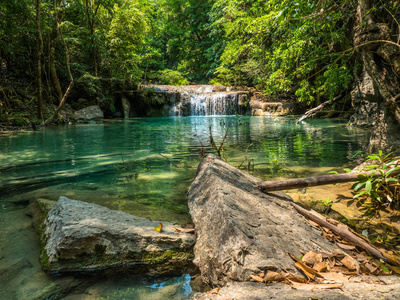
[190,92,239,116]
[139,85,245,117]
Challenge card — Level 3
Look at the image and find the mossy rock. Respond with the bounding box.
[37,196,196,275]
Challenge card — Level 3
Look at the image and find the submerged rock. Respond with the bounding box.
[74,105,104,122]
[188,154,337,286]
[38,196,195,274]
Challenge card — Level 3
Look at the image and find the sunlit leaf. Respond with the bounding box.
[365,180,372,194]
[154,222,163,232]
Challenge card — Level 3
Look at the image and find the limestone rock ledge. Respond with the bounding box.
[188,154,338,287]
[38,196,195,274]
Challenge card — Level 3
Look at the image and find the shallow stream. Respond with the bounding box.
[0,116,370,299]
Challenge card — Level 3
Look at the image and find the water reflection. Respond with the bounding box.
[0,117,369,222]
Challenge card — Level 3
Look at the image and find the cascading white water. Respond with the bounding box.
[190,92,239,116]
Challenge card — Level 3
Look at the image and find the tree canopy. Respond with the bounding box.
[1,0,400,122]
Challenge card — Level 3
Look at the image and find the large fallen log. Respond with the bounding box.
[188,154,339,286]
[258,168,400,192]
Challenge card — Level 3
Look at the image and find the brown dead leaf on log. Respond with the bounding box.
[209,287,220,294]
[341,256,359,271]
[295,261,323,281]
[250,274,264,283]
[173,227,195,234]
[264,270,287,282]
[313,262,328,272]
[337,242,356,251]
[289,281,343,291]
[320,272,350,283]
[303,250,323,266]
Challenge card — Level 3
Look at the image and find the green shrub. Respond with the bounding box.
[158,69,189,86]
[352,151,400,209]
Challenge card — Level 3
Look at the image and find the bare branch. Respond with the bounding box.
[238,143,253,168]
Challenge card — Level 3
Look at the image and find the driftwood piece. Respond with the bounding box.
[297,89,349,123]
[258,169,400,192]
[290,202,399,265]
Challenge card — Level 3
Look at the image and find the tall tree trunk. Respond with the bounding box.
[49,0,63,103]
[44,2,74,126]
[355,0,400,151]
[36,0,44,122]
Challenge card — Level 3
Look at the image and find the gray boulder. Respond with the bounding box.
[74,105,104,122]
[188,155,337,286]
[40,197,195,274]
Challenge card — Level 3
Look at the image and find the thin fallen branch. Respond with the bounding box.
[238,143,253,168]
[194,134,206,157]
[209,126,217,152]
[290,202,398,265]
[297,89,349,123]
[257,168,400,192]
[218,128,229,156]
[209,126,229,158]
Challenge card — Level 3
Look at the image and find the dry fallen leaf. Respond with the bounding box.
[210,287,220,294]
[303,250,323,266]
[289,281,343,291]
[286,276,308,283]
[330,266,355,274]
[364,262,378,274]
[336,242,356,250]
[295,261,323,281]
[264,271,286,282]
[355,253,368,262]
[313,262,328,272]
[340,255,359,271]
[308,220,320,227]
[250,275,264,282]
[328,258,336,268]
[173,227,195,234]
[320,272,349,283]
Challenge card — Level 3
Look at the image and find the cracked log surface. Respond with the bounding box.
[187,154,337,287]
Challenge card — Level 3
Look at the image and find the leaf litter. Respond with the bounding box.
[249,213,400,290]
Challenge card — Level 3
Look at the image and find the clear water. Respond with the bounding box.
[0,116,369,299]
[0,116,369,222]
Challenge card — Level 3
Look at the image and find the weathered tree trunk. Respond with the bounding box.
[49,0,63,103]
[354,0,400,151]
[257,168,400,192]
[36,0,43,122]
[44,2,74,126]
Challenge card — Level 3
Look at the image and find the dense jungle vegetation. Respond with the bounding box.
[0,0,400,128]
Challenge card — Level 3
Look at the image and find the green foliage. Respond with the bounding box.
[1,0,398,118]
[319,197,333,207]
[352,151,400,209]
[211,0,355,103]
[158,69,189,85]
